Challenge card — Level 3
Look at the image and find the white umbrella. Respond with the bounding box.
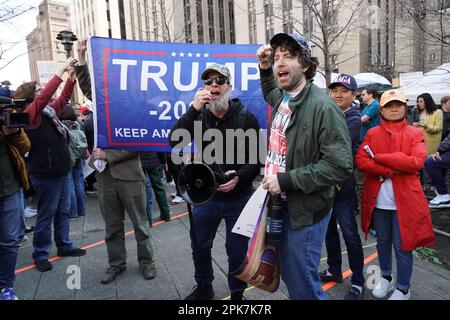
[354,72,391,88]
[312,71,339,89]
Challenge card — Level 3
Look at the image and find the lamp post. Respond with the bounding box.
[56,29,78,59]
[56,29,78,102]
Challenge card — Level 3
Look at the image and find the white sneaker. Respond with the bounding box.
[372,276,396,299]
[24,207,38,218]
[429,193,450,206]
[170,193,177,198]
[170,196,185,204]
[388,289,411,300]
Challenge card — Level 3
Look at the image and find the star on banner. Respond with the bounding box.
[203,53,209,58]
[179,52,185,57]
[171,52,177,56]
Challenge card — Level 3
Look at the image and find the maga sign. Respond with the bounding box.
[88,37,268,152]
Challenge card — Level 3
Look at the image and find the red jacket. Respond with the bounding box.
[355,119,435,251]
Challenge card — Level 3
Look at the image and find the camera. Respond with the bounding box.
[0,96,30,129]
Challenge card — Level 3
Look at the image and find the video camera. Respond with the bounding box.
[0,96,30,128]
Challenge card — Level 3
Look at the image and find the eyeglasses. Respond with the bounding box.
[204,76,228,86]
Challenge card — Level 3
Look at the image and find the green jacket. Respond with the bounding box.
[260,67,353,229]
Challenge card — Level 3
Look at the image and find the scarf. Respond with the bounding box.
[42,105,69,140]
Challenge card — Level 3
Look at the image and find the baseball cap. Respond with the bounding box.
[380,89,407,107]
[201,63,231,81]
[270,33,312,57]
[328,74,358,91]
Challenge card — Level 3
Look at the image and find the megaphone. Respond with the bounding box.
[177,163,237,205]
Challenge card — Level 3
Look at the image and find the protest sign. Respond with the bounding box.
[88,37,268,152]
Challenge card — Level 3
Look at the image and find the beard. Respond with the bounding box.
[279,72,305,92]
[206,88,231,114]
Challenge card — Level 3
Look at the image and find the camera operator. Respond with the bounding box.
[0,123,30,300]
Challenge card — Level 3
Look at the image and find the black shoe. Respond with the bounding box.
[101,265,127,284]
[57,247,86,257]
[141,263,156,280]
[25,226,35,234]
[160,215,171,222]
[344,286,365,300]
[319,270,343,283]
[35,259,53,272]
[184,284,214,300]
[230,289,245,300]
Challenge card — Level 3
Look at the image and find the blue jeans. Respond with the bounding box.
[191,196,250,293]
[372,208,413,291]
[31,174,74,262]
[325,180,365,286]
[144,171,153,221]
[72,159,86,216]
[280,209,331,300]
[0,191,22,288]
[425,153,450,195]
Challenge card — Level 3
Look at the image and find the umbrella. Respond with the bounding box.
[354,73,391,88]
[312,71,339,89]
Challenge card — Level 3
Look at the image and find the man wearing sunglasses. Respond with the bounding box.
[170,63,261,300]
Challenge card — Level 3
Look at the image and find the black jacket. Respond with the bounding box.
[169,98,261,200]
[26,114,71,177]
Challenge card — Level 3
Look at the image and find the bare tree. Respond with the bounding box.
[271,0,366,85]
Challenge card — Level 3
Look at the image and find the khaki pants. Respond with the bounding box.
[96,167,154,267]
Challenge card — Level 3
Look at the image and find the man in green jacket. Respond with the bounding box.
[257,33,353,300]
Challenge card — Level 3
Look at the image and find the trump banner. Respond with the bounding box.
[88,37,268,152]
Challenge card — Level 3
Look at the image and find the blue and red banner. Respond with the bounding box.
[88,37,268,152]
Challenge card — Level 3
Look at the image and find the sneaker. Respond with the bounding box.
[170,196,185,205]
[101,265,127,284]
[165,181,176,187]
[170,193,177,198]
[230,289,245,300]
[24,225,35,234]
[141,263,156,280]
[0,287,19,300]
[24,207,38,218]
[19,235,29,247]
[372,276,396,299]
[388,288,411,300]
[57,247,86,257]
[429,193,450,206]
[344,286,365,300]
[184,284,215,300]
[85,187,97,195]
[35,259,53,272]
[319,270,343,283]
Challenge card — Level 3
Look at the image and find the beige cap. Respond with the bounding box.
[380,89,407,107]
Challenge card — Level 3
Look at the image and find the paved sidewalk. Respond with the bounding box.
[14,193,450,300]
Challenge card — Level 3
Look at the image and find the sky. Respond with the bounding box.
[0,0,69,90]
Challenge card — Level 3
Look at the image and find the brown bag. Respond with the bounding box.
[232,194,280,292]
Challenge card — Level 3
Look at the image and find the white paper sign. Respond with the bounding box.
[232,186,269,238]
[37,60,58,84]
[83,157,95,178]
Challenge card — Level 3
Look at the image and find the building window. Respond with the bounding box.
[208,0,215,43]
[264,0,274,43]
[248,0,257,44]
[184,0,192,43]
[196,0,204,43]
[229,0,235,44]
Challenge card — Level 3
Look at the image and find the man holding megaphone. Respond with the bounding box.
[169,64,261,300]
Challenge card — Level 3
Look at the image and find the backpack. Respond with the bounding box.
[63,120,88,167]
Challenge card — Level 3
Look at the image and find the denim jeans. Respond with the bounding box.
[425,153,450,195]
[191,196,250,293]
[372,208,413,291]
[145,166,170,218]
[280,209,331,300]
[31,173,74,262]
[0,191,22,288]
[72,159,86,216]
[144,171,153,221]
[325,179,365,286]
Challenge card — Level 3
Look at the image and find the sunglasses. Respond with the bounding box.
[203,76,229,86]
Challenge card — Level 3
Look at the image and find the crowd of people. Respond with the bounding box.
[0,32,447,301]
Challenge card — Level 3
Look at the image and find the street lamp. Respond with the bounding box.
[56,29,78,58]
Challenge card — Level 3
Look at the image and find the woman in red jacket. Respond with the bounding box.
[356,89,435,300]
